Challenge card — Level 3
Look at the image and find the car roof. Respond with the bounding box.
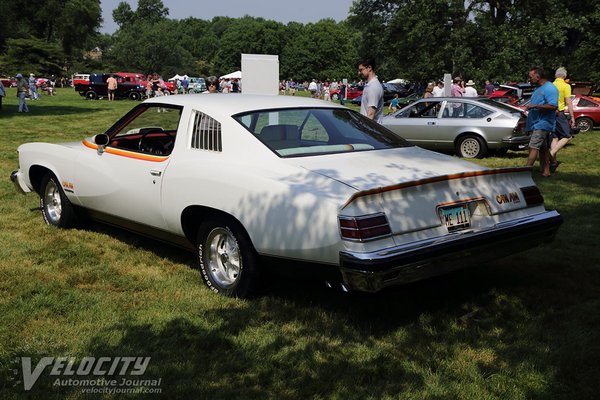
[143,94,347,115]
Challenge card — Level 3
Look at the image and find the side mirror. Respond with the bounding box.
[93,134,109,155]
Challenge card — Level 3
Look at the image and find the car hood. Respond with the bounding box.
[287,146,485,191]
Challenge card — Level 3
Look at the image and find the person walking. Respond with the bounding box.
[549,67,576,172]
[525,66,558,177]
[106,74,117,101]
[484,80,495,95]
[432,81,444,97]
[389,93,400,112]
[339,81,346,105]
[16,73,29,113]
[357,57,384,123]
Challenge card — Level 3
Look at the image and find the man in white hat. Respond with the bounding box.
[15,74,29,113]
[464,80,478,97]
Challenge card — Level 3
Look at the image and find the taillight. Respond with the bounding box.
[514,119,526,134]
[521,186,544,206]
[339,213,391,241]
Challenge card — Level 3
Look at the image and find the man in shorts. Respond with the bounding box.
[549,67,576,171]
[106,74,117,101]
[525,67,558,177]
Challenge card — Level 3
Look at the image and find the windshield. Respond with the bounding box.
[233,108,412,157]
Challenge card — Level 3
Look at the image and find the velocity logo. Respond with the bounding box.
[20,356,151,391]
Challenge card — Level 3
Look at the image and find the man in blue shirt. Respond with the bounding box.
[525,67,558,177]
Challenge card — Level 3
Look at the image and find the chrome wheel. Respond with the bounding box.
[43,179,62,225]
[576,117,593,133]
[206,227,241,288]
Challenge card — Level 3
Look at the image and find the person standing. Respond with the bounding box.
[358,57,384,123]
[549,67,576,171]
[308,79,318,98]
[484,80,495,96]
[525,66,558,177]
[182,76,189,94]
[339,81,346,105]
[432,81,444,97]
[389,93,400,112]
[0,79,5,110]
[464,80,478,97]
[29,74,39,100]
[451,77,464,116]
[423,83,434,98]
[16,73,29,113]
[106,74,117,101]
[204,76,219,93]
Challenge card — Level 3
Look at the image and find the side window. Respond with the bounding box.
[443,102,466,118]
[578,98,598,108]
[191,111,222,152]
[111,105,182,155]
[464,104,493,118]
[398,102,440,118]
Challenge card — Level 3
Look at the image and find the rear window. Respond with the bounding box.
[233,108,412,157]
[477,98,524,117]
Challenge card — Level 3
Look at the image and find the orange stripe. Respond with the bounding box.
[342,167,532,209]
[436,197,486,207]
[82,139,169,162]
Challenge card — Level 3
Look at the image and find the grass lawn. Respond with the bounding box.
[1,89,599,399]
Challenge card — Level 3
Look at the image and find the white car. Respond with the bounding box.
[11,95,562,297]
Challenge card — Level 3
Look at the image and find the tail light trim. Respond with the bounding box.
[339,213,392,242]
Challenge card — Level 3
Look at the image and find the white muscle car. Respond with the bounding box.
[11,95,562,297]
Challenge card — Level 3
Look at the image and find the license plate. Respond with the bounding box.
[440,203,472,232]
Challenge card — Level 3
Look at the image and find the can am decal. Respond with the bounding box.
[496,192,520,204]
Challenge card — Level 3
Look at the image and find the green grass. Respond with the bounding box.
[1,89,599,399]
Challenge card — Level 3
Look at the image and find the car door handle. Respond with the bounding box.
[150,170,162,177]
[427,122,436,125]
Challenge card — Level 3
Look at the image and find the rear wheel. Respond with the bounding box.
[456,134,487,158]
[85,90,97,100]
[331,93,339,100]
[196,219,259,297]
[129,92,141,101]
[576,117,593,133]
[40,173,76,228]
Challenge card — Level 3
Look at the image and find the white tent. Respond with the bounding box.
[387,78,407,84]
[169,74,188,81]
[219,70,242,80]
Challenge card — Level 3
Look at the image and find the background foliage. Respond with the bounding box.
[0,0,599,82]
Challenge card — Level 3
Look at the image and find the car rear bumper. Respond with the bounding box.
[10,170,30,195]
[502,135,530,145]
[339,210,562,292]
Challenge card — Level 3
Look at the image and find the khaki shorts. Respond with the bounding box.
[529,130,549,150]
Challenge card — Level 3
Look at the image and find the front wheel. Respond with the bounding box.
[85,90,97,100]
[129,91,141,101]
[197,220,259,297]
[40,173,77,228]
[576,117,593,133]
[456,134,487,158]
[331,93,339,100]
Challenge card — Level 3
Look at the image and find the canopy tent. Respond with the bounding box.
[387,78,407,84]
[169,74,188,81]
[219,70,242,80]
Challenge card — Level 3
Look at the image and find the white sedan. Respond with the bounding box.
[11,95,562,297]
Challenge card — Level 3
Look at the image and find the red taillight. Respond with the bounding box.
[521,186,544,206]
[339,213,391,241]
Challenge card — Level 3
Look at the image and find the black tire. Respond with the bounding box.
[85,90,97,100]
[196,219,259,297]
[576,117,593,133]
[40,173,77,228]
[129,92,141,101]
[456,134,488,158]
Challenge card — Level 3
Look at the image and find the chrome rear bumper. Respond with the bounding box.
[339,210,562,292]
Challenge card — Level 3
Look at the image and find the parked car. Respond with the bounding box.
[382,97,529,158]
[572,94,600,132]
[74,73,145,100]
[139,75,175,95]
[1,77,17,87]
[72,74,90,86]
[11,95,561,297]
[187,77,206,93]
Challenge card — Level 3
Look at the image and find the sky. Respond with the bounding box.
[99,0,356,34]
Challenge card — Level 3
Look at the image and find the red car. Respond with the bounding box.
[572,95,600,132]
[1,77,17,87]
[330,84,363,101]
